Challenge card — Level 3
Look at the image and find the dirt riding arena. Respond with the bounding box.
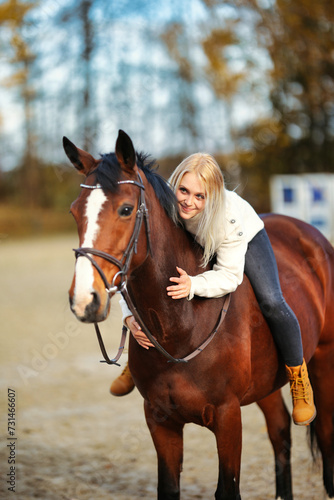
[0,235,328,499]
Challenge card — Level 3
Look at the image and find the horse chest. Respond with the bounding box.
[138,368,221,427]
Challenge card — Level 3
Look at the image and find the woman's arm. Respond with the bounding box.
[167,266,191,299]
[125,316,155,350]
[167,230,248,300]
[119,296,155,349]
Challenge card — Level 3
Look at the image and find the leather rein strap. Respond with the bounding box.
[122,287,231,364]
[75,174,231,365]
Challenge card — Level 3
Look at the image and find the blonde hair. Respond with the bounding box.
[169,153,226,267]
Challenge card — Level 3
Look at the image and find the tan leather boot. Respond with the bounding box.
[110,363,135,397]
[286,359,316,426]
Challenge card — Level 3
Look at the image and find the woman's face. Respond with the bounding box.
[176,172,206,220]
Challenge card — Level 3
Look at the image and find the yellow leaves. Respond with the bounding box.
[0,0,38,65]
[0,0,37,27]
[210,68,247,99]
[0,1,37,91]
[1,33,35,89]
[10,33,35,63]
[202,27,238,71]
[202,27,247,99]
[161,23,194,82]
[2,68,27,88]
[161,20,248,101]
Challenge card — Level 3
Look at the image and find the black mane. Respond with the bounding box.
[96,151,178,221]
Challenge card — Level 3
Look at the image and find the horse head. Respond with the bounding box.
[63,130,149,323]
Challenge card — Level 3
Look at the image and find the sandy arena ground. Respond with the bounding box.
[0,234,329,499]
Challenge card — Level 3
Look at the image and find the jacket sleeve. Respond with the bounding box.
[188,226,248,300]
[119,295,133,323]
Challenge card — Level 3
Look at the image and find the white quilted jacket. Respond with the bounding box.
[120,189,264,319]
[185,190,264,300]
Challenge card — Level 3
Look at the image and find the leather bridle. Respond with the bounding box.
[74,174,151,295]
[73,172,230,366]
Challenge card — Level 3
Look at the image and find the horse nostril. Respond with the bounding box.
[91,291,100,309]
[80,291,102,322]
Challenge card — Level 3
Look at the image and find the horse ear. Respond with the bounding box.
[63,137,97,175]
[115,130,136,173]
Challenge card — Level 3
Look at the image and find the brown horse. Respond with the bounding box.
[64,130,334,500]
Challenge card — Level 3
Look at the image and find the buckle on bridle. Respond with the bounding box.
[106,270,126,295]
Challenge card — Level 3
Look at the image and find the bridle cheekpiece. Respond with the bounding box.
[74,173,152,295]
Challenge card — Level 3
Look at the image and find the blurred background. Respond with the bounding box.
[1,2,333,498]
[1,0,334,239]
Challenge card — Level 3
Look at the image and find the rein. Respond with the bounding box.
[122,287,230,364]
[74,174,231,365]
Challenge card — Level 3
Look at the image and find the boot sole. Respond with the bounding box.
[109,386,135,397]
[293,408,317,426]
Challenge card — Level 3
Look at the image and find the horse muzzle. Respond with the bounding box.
[69,286,110,323]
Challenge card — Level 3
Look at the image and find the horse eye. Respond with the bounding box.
[118,205,134,217]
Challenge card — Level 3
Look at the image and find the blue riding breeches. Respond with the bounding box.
[244,228,303,367]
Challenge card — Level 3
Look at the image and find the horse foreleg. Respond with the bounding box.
[144,400,184,500]
[257,390,293,500]
[212,399,242,500]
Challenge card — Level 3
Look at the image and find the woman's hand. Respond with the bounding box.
[125,316,155,350]
[167,266,191,299]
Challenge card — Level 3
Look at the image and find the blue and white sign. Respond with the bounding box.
[270,174,334,242]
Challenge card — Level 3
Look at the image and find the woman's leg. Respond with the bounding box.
[244,228,303,367]
[244,228,316,425]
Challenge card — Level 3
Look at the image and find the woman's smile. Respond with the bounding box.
[176,172,206,220]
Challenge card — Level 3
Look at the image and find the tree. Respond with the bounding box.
[233,0,334,209]
[194,0,334,210]
[160,3,265,192]
[161,22,199,146]
[0,0,39,206]
[59,0,97,151]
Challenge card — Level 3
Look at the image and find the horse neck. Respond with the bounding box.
[127,182,207,346]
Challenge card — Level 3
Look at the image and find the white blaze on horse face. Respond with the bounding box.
[73,188,107,317]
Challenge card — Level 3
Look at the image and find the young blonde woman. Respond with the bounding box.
[110,153,316,426]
